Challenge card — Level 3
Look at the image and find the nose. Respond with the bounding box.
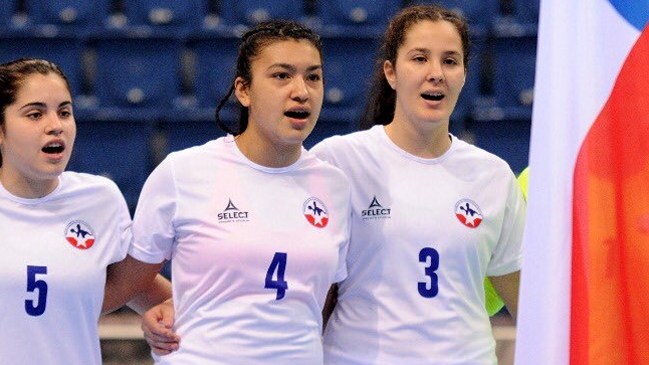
[427,61,445,84]
[291,77,309,103]
[45,114,64,136]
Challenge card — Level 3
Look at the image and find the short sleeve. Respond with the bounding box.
[129,157,178,264]
[487,171,526,276]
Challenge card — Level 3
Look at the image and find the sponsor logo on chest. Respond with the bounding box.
[361,196,391,220]
[217,199,250,223]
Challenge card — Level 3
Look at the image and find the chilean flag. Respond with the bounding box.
[515,1,649,364]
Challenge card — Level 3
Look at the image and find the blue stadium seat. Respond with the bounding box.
[190,30,240,109]
[305,121,354,149]
[0,32,85,97]
[123,0,207,29]
[491,31,537,114]
[219,0,305,26]
[468,118,530,175]
[452,34,485,132]
[25,0,112,28]
[515,0,540,25]
[318,33,380,123]
[416,0,499,33]
[0,1,17,29]
[317,0,401,28]
[67,118,154,213]
[158,119,225,156]
[91,32,183,109]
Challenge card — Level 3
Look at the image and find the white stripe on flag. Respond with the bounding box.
[514,0,640,364]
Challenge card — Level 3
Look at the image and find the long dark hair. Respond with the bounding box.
[0,58,71,167]
[215,20,323,136]
[360,4,470,130]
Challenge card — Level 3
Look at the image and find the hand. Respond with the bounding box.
[141,300,180,355]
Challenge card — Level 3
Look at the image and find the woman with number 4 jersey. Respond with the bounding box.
[311,5,526,365]
[130,20,351,364]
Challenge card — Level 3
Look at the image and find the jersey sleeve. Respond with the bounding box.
[129,157,178,264]
[310,137,338,165]
[109,180,134,265]
[486,170,526,276]
[334,187,352,284]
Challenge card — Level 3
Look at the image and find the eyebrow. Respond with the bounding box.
[408,47,462,57]
[268,63,323,73]
[19,101,73,111]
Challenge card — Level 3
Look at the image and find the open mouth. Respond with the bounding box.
[284,110,310,119]
[421,93,445,101]
[42,142,64,154]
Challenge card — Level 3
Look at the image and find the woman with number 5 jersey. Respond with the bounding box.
[129,20,351,364]
[0,58,171,365]
[311,5,526,365]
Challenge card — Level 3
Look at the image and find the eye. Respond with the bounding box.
[413,55,427,63]
[273,72,291,80]
[26,111,43,120]
[59,109,73,118]
[307,73,322,82]
[444,58,459,66]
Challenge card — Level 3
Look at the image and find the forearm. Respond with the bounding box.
[103,255,167,315]
[127,274,173,314]
[490,270,520,322]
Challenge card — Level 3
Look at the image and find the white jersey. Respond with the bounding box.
[0,172,132,365]
[311,126,526,365]
[130,136,351,365]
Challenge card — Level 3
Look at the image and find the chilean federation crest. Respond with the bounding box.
[65,220,96,249]
[303,197,329,228]
[454,199,483,228]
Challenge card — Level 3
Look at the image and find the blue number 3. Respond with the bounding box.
[265,252,288,300]
[25,265,48,316]
[418,247,439,298]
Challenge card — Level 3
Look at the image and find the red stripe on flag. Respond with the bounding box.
[572,29,649,364]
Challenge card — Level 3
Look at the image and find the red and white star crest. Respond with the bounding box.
[303,197,329,228]
[454,199,483,228]
[64,220,96,250]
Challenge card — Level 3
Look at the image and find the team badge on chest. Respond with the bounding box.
[454,199,483,228]
[64,220,96,249]
[303,197,329,228]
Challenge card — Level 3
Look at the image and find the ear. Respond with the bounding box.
[233,76,251,107]
[383,60,397,90]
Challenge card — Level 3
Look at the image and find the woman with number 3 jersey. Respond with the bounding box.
[130,20,351,364]
[311,5,526,365]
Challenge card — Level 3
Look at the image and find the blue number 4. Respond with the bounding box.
[418,247,439,298]
[265,252,288,300]
[25,265,48,316]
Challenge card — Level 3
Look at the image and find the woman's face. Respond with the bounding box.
[0,72,75,196]
[384,19,466,128]
[235,39,324,149]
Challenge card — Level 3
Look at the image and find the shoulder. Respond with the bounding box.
[58,171,127,206]
[164,138,222,162]
[302,150,352,185]
[61,171,121,193]
[311,128,376,159]
[451,136,515,175]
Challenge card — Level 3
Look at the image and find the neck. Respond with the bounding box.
[234,132,302,168]
[384,116,452,159]
[0,167,59,199]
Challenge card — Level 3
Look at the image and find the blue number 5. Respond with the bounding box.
[265,252,288,300]
[418,247,439,298]
[25,265,48,316]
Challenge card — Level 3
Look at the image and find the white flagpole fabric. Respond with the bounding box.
[515,0,649,364]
